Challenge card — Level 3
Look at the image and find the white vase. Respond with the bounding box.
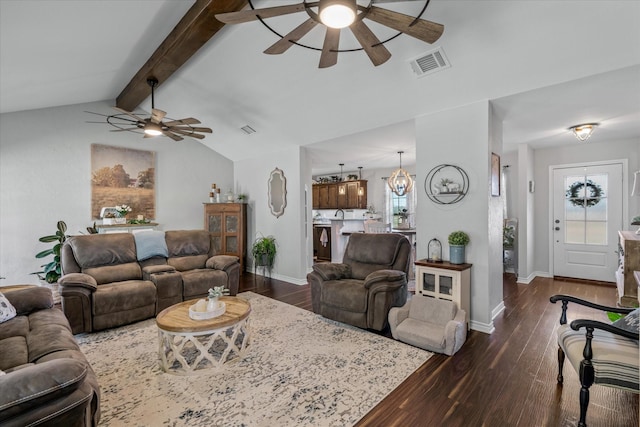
[207,297,218,311]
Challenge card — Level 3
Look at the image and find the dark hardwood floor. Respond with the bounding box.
[238,273,639,427]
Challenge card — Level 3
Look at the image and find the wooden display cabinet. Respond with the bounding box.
[415,259,472,326]
[204,203,247,273]
[617,231,639,307]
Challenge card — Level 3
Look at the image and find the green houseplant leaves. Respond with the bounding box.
[33,220,68,283]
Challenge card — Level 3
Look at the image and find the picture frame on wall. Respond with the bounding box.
[491,152,500,197]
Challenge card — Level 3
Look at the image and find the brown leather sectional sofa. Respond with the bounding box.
[60,229,240,334]
[0,286,100,426]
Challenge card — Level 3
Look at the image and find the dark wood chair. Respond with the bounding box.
[550,295,639,427]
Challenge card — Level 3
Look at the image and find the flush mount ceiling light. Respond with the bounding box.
[86,78,212,142]
[215,0,444,68]
[569,123,599,142]
[388,151,413,196]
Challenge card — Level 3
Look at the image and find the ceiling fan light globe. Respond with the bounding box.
[144,122,163,136]
[319,0,356,29]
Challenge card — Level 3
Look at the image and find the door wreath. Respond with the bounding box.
[566,179,603,208]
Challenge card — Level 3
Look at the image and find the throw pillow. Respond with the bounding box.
[612,308,640,334]
[134,230,168,261]
[0,292,17,323]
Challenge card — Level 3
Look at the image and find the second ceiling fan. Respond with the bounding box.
[215,0,444,68]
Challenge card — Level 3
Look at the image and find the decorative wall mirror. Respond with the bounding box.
[268,167,287,218]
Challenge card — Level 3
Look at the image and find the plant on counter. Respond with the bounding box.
[503,225,515,248]
[32,220,68,283]
[251,234,277,275]
[448,230,470,246]
[208,286,229,300]
[115,204,132,217]
[448,230,469,265]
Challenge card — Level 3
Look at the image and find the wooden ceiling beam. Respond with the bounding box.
[116,0,248,111]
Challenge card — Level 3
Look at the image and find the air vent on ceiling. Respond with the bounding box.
[409,47,450,78]
[241,125,256,135]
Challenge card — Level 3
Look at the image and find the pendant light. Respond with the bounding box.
[338,163,346,195]
[388,151,414,196]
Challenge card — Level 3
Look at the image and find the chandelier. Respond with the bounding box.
[388,151,414,196]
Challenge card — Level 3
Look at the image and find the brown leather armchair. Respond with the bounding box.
[307,233,411,331]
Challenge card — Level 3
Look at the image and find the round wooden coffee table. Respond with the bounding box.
[156,296,251,375]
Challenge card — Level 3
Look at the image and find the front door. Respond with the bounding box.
[552,162,623,282]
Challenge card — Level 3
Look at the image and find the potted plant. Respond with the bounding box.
[251,234,277,275]
[448,230,470,264]
[33,220,68,284]
[207,286,229,310]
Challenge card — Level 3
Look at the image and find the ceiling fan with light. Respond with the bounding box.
[86,77,212,141]
[215,0,444,68]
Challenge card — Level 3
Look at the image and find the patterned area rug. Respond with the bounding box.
[76,292,431,426]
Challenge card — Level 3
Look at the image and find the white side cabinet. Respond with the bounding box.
[415,259,472,326]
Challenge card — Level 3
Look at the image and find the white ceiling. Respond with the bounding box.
[1,1,639,176]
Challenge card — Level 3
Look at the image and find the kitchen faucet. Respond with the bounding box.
[335,209,344,219]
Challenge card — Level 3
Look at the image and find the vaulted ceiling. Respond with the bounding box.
[1,1,639,176]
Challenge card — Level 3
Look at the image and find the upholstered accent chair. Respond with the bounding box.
[388,296,467,355]
[307,233,411,331]
[550,295,639,427]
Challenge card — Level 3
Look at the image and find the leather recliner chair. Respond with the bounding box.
[307,233,411,331]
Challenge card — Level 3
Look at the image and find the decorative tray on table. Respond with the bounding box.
[189,299,226,320]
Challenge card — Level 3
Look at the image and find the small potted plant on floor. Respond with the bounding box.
[251,234,277,276]
[448,230,470,264]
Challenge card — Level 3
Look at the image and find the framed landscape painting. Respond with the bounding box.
[91,144,156,220]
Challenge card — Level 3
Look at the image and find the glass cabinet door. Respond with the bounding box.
[422,272,436,293]
[439,275,453,296]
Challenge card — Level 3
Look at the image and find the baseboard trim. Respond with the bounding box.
[492,301,506,320]
[247,270,308,286]
[470,320,494,334]
[517,271,552,284]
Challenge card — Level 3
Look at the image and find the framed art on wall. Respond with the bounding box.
[91,144,156,219]
[491,153,500,197]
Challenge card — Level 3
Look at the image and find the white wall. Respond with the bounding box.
[234,147,307,284]
[531,138,639,275]
[415,101,503,332]
[0,101,234,284]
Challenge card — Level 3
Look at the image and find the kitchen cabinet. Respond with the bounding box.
[313,180,367,209]
[616,231,639,307]
[415,259,471,327]
[204,203,247,273]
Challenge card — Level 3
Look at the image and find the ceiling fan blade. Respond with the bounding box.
[169,126,212,133]
[110,127,142,132]
[349,20,391,66]
[151,108,167,124]
[264,19,319,55]
[112,107,145,123]
[365,6,444,44]
[319,27,340,69]
[215,3,311,25]
[170,128,206,139]
[163,117,201,126]
[162,131,184,142]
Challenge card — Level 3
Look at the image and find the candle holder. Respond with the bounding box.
[427,238,443,263]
